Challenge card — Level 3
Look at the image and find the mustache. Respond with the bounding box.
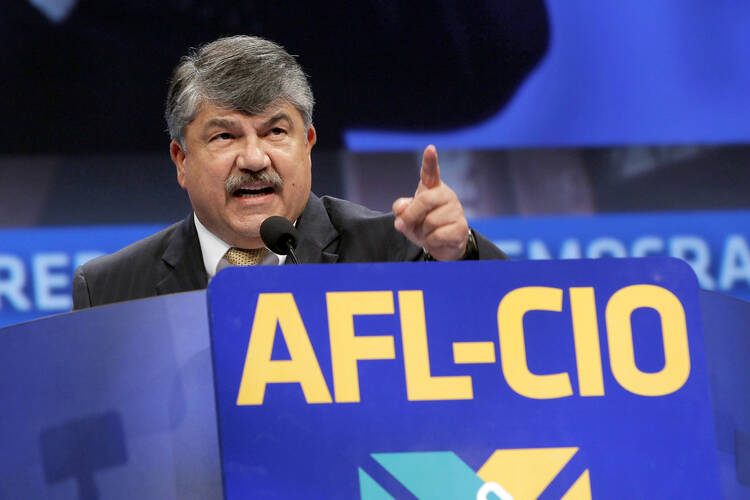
[225,169,283,195]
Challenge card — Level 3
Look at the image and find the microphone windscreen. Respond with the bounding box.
[260,216,299,255]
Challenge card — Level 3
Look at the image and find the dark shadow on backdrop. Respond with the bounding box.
[40,411,127,500]
[1,0,549,153]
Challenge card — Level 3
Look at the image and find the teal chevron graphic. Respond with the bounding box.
[358,468,395,500]
[359,448,592,500]
[366,452,485,499]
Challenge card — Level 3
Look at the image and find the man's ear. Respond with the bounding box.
[306,125,317,152]
[170,140,188,189]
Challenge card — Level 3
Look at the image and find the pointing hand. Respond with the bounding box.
[393,145,469,261]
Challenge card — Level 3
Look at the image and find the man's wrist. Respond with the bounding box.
[462,228,479,260]
[423,228,478,261]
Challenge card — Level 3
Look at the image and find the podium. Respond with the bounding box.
[1,259,748,498]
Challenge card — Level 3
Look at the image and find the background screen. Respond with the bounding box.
[2,0,750,326]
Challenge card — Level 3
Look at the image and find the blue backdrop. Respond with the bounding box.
[3,210,749,327]
[345,0,750,151]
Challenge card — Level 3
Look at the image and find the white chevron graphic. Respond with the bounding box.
[28,0,78,23]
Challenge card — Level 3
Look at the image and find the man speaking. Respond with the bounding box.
[72,36,506,309]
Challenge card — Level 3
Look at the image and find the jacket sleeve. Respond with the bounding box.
[474,229,509,260]
[72,266,93,310]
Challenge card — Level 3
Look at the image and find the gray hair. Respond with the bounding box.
[165,35,314,147]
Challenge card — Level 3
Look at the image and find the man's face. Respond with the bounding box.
[171,101,316,248]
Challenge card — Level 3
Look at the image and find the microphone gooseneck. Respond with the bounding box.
[260,216,300,264]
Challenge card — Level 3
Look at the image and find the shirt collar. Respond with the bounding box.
[193,213,286,278]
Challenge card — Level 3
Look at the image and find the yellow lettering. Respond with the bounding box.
[605,284,690,396]
[327,291,396,402]
[569,287,605,396]
[452,341,496,364]
[236,293,332,405]
[497,287,573,399]
[399,290,473,400]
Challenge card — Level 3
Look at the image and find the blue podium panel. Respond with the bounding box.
[0,291,222,500]
[701,290,750,499]
[208,258,720,499]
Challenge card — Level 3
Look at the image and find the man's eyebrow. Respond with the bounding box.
[262,112,293,129]
[202,117,238,132]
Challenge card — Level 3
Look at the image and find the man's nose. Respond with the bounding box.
[235,137,270,171]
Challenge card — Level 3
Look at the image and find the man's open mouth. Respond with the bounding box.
[232,185,276,198]
[226,170,283,198]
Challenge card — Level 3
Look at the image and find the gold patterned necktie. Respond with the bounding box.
[225,247,269,266]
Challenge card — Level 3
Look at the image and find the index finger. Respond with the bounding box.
[419,144,441,190]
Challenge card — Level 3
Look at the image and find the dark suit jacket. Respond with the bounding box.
[72,194,507,309]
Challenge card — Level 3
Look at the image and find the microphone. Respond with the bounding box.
[260,216,300,264]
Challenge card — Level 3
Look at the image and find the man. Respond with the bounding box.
[72,35,506,309]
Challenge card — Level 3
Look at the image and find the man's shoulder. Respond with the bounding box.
[79,218,187,275]
[313,195,422,262]
[316,194,508,262]
[318,195,394,227]
[72,216,202,309]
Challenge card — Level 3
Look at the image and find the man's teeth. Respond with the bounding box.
[234,186,273,197]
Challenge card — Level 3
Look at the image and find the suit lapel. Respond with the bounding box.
[293,194,340,264]
[156,214,208,295]
[153,197,336,290]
